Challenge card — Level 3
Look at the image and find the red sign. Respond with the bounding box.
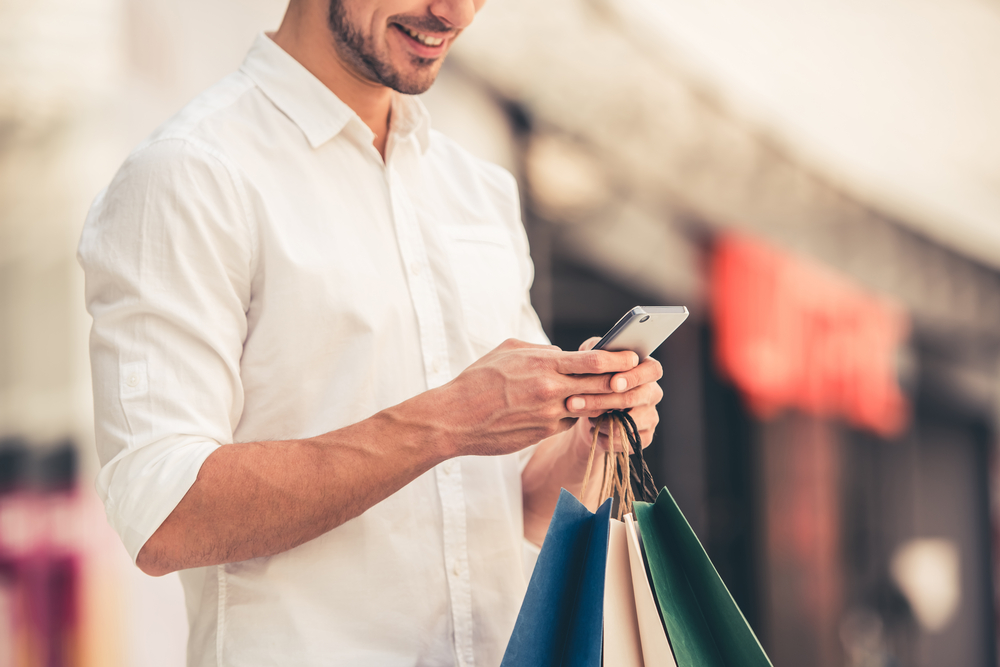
[711,234,909,437]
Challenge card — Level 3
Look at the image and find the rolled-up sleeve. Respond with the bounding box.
[78,137,255,563]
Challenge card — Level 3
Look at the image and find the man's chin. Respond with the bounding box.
[389,75,439,95]
[381,60,443,95]
[391,78,437,95]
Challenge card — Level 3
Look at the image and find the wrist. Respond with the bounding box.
[545,420,598,480]
[374,389,458,467]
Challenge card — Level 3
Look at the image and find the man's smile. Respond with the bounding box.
[390,22,452,58]
[396,24,445,47]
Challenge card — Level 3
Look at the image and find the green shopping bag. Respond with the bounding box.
[634,487,772,667]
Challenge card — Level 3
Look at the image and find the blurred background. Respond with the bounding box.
[1,0,999,665]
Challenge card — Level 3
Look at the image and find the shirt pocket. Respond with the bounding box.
[443,224,523,348]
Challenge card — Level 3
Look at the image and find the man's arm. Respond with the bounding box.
[136,339,642,576]
[83,140,651,575]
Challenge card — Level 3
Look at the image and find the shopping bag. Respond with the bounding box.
[502,410,669,667]
[500,489,612,667]
[599,412,677,667]
[634,486,772,667]
[604,518,644,666]
[583,410,669,666]
[604,516,679,666]
[622,513,678,666]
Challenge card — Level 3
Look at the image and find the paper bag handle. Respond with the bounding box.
[580,410,657,519]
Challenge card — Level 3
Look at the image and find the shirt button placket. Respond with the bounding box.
[387,162,474,666]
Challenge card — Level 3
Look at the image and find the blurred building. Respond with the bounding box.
[1,0,999,665]
[434,0,1000,665]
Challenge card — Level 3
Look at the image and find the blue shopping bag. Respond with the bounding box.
[500,490,612,667]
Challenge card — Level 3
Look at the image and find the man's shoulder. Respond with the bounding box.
[129,72,260,167]
[91,73,268,230]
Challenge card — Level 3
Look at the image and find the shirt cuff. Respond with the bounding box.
[96,434,221,564]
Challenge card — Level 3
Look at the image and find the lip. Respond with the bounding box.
[390,23,450,59]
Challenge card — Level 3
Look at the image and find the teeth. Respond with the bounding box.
[402,25,444,47]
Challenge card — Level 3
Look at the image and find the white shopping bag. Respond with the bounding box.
[603,515,678,666]
[604,519,645,665]
[625,513,677,667]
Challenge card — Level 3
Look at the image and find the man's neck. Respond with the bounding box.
[271,8,393,158]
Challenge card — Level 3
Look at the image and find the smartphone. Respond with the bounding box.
[593,306,689,360]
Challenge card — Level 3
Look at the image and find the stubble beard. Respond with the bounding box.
[327,1,443,95]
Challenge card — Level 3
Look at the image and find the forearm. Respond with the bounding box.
[136,340,650,574]
[520,425,605,547]
[137,397,451,576]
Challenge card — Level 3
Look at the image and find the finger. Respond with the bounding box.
[563,372,652,412]
[555,349,639,376]
[578,336,602,352]
[608,356,663,393]
[628,406,659,446]
[566,382,662,416]
[561,367,645,408]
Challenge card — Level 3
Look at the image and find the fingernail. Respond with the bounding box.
[569,396,586,411]
[614,377,627,392]
[631,353,639,367]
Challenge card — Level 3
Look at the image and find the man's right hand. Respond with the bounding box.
[429,338,641,458]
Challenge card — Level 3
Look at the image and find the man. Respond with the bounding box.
[79,0,664,664]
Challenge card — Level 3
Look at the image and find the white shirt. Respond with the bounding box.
[78,33,548,667]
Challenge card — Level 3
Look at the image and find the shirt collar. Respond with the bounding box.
[239,32,431,154]
[391,93,432,154]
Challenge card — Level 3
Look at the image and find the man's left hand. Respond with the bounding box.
[564,336,664,457]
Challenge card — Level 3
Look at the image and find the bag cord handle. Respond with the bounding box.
[580,410,657,519]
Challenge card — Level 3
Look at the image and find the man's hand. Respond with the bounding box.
[432,338,645,459]
[519,337,665,544]
[563,336,663,458]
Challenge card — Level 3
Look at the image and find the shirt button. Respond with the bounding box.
[409,262,421,276]
[452,562,461,577]
[430,358,442,374]
[126,375,139,388]
[443,460,456,475]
